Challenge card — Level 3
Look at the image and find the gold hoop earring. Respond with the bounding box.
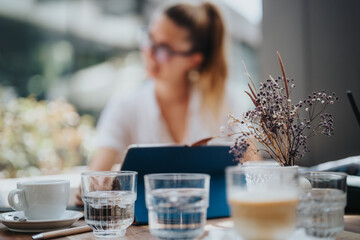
[188,69,200,83]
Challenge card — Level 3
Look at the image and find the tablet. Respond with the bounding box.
[121,144,237,225]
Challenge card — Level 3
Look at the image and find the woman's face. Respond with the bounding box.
[142,14,203,85]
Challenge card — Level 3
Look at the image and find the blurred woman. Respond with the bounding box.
[88,1,248,171]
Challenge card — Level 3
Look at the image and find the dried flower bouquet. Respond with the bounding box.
[229,52,338,166]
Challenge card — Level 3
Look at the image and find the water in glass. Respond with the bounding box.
[147,188,207,239]
[298,188,346,238]
[83,191,136,237]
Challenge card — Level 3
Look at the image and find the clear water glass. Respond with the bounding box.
[81,171,137,238]
[297,172,347,239]
[145,173,210,240]
[226,165,299,240]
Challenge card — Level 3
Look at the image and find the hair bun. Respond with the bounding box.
[201,2,216,17]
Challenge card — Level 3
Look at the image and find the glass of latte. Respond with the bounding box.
[226,165,299,240]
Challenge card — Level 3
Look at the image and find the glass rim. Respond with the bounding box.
[301,171,347,178]
[144,173,210,180]
[226,164,298,173]
[242,160,280,165]
[17,179,69,186]
[81,171,137,177]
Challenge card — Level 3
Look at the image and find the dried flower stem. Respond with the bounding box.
[242,61,257,94]
[277,52,290,100]
[245,91,257,106]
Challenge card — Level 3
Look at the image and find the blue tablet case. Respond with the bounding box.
[121,145,237,225]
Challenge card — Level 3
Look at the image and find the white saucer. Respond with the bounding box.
[0,210,83,232]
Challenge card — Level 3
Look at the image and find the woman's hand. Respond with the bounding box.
[89,148,120,171]
[75,176,117,206]
[75,148,120,206]
[75,185,84,206]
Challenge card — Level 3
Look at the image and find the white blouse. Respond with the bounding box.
[96,81,249,161]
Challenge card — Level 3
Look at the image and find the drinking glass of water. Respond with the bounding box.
[297,172,347,239]
[145,173,210,239]
[81,171,137,238]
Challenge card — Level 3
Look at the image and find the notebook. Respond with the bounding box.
[120,144,237,225]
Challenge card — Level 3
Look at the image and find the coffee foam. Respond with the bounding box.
[229,190,298,203]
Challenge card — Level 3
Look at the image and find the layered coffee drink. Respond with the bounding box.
[226,165,299,240]
[229,194,298,240]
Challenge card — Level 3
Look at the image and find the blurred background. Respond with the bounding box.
[0,0,359,179]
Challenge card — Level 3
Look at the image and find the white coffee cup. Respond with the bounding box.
[8,179,70,220]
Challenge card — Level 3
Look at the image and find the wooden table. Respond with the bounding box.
[1,216,360,240]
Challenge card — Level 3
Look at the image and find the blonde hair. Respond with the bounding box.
[164,2,227,118]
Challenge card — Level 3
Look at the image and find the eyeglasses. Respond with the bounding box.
[140,33,196,63]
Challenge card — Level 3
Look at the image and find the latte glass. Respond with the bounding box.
[226,166,299,240]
